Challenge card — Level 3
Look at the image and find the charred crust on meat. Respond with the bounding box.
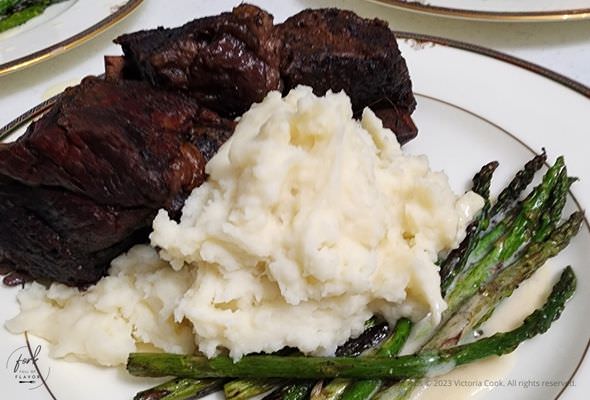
[0,6,420,287]
[115,4,282,117]
[115,5,418,144]
[277,8,417,144]
[0,77,234,285]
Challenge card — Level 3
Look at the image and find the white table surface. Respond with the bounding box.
[0,0,589,128]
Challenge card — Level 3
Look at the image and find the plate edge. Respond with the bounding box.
[0,31,589,400]
[0,0,144,77]
[395,32,590,98]
[368,0,590,22]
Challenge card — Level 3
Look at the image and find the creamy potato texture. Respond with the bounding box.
[6,245,195,366]
[6,87,482,365]
[151,87,482,358]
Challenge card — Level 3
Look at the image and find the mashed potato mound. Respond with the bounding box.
[151,87,482,358]
[6,245,195,366]
[6,86,482,366]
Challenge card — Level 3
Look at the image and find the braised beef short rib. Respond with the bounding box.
[0,5,419,287]
[115,4,282,118]
[278,8,417,144]
[0,77,234,285]
[115,5,417,144]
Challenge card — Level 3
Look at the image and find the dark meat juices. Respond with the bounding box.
[0,4,418,286]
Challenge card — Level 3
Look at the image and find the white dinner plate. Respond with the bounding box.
[367,0,590,21]
[0,22,589,400]
[0,0,143,76]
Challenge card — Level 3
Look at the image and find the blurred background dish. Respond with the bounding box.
[0,0,142,76]
[366,0,590,21]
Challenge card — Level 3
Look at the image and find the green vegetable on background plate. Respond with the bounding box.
[0,0,65,34]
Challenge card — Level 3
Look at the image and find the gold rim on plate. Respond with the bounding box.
[367,0,590,22]
[0,0,144,77]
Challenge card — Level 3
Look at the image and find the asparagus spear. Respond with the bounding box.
[375,209,581,400]
[374,266,576,400]
[126,266,575,380]
[136,319,390,400]
[311,379,348,400]
[440,161,498,294]
[467,211,581,331]
[533,172,575,243]
[427,211,583,350]
[133,378,223,400]
[335,319,391,357]
[263,382,315,400]
[259,319,393,400]
[405,156,565,354]
[444,156,565,316]
[312,318,412,400]
[468,150,547,262]
[489,149,547,218]
[335,319,412,400]
[224,378,283,400]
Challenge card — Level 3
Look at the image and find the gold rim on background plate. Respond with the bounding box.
[0,0,144,77]
[367,0,590,22]
[0,31,588,400]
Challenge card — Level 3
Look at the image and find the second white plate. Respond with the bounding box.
[367,0,590,21]
[0,0,143,76]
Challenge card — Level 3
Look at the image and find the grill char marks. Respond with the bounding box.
[277,8,417,144]
[0,77,235,285]
[115,4,282,118]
